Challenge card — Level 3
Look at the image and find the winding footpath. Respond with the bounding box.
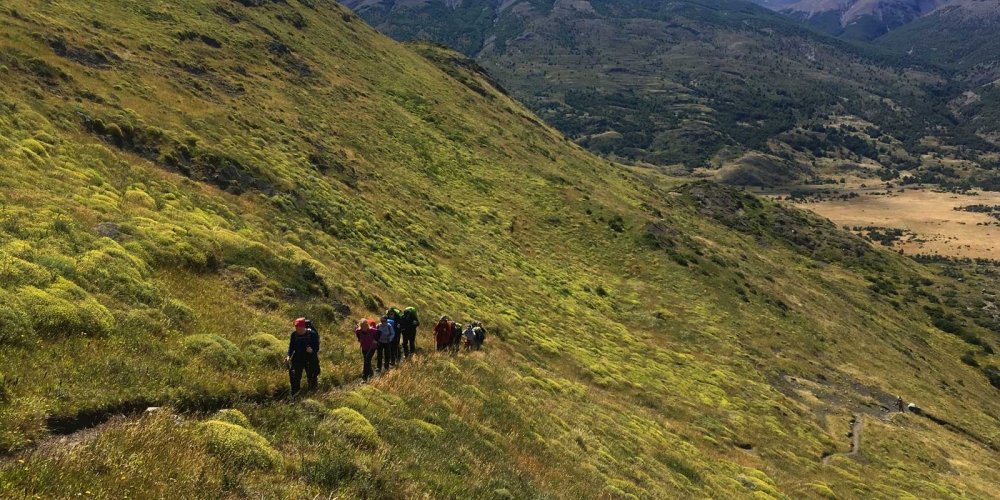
[822,413,863,465]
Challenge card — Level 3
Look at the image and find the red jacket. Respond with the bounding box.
[434,321,452,344]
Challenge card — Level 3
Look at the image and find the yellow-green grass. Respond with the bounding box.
[0,1,999,498]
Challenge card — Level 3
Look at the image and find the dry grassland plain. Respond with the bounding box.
[789,188,1000,259]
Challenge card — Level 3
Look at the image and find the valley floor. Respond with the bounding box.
[765,186,1000,259]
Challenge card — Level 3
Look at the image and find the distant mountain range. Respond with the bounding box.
[756,0,948,40]
[346,0,999,186]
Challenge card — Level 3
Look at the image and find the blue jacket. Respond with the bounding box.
[287,329,319,357]
[376,320,396,344]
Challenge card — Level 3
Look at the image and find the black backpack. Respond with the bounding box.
[402,307,419,331]
[304,319,318,336]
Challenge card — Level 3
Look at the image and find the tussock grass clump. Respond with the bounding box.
[0,252,52,288]
[162,298,195,331]
[392,417,443,441]
[243,333,285,368]
[336,385,405,414]
[213,408,251,428]
[19,279,115,337]
[299,398,327,416]
[182,334,242,368]
[199,420,279,471]
[0,289,30,344]
[322,407,380,448]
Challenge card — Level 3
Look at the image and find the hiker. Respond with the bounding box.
[376,315,395,372]
[400,306,420,358]
[434,316,452,351]
[896,396,905,412]
[386,308,402,364]
[472,321,486,350]
[285,318,320,395]
[463,323,476,350]
[402,307,420,356]
[450,320,464,353]
[355,319,378,381]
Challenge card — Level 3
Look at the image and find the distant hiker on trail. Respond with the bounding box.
[386,308,402,364]
[285,318,320,395]
[472,321,486,350]
[400,306,420,358]
[450,321,464,353]
[896,396,905,412]
[355,319,378,381]
[376,315,395,372]
[435,316,452,351]
[463,323,476,350]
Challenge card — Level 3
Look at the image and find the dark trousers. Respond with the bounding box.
[289,353,319,395]
[437,342,448,351]
[391,334,402,364]
[361,347,376,380]
[376,343,392,371]
[402,330,417,357]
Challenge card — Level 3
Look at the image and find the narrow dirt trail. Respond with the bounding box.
[822,413,863,465]
[0,355,402,461]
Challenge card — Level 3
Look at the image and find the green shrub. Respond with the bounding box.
[199,420,279,471]
[19,279,115,336]
[983,365,1000,390]
[302,448,360,488]
[244,333,285,368]
[213,409,251,428]
[399,418,443,440]
[493,489,515,500]
[19,138,48,156]
[116,308,166,337]
[300,398,327,416]
[0,289,30,344]
[322,407,380,448]
[182,334,242,368]
[961,351,979,368]
[35,252,76,278]
[76,246,155,304]
[807,483,838,499]
[0,252,52,287]
[163,298,195,331]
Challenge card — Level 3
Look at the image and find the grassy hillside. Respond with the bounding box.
[1,1,1000,498]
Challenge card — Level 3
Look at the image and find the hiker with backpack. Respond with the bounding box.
[285,318,320,395]
[400,306,420,358]
[450,320,464,353]
[462,323,476,350]
[472,321,486,350]
[376,315,396,372]
[355,319,378,381]
[434,316,452,351]
[386,308,403,364]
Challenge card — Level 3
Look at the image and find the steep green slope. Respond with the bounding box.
[1,1,1000,499]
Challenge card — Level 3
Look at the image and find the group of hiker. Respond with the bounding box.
[284,307,488,394]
